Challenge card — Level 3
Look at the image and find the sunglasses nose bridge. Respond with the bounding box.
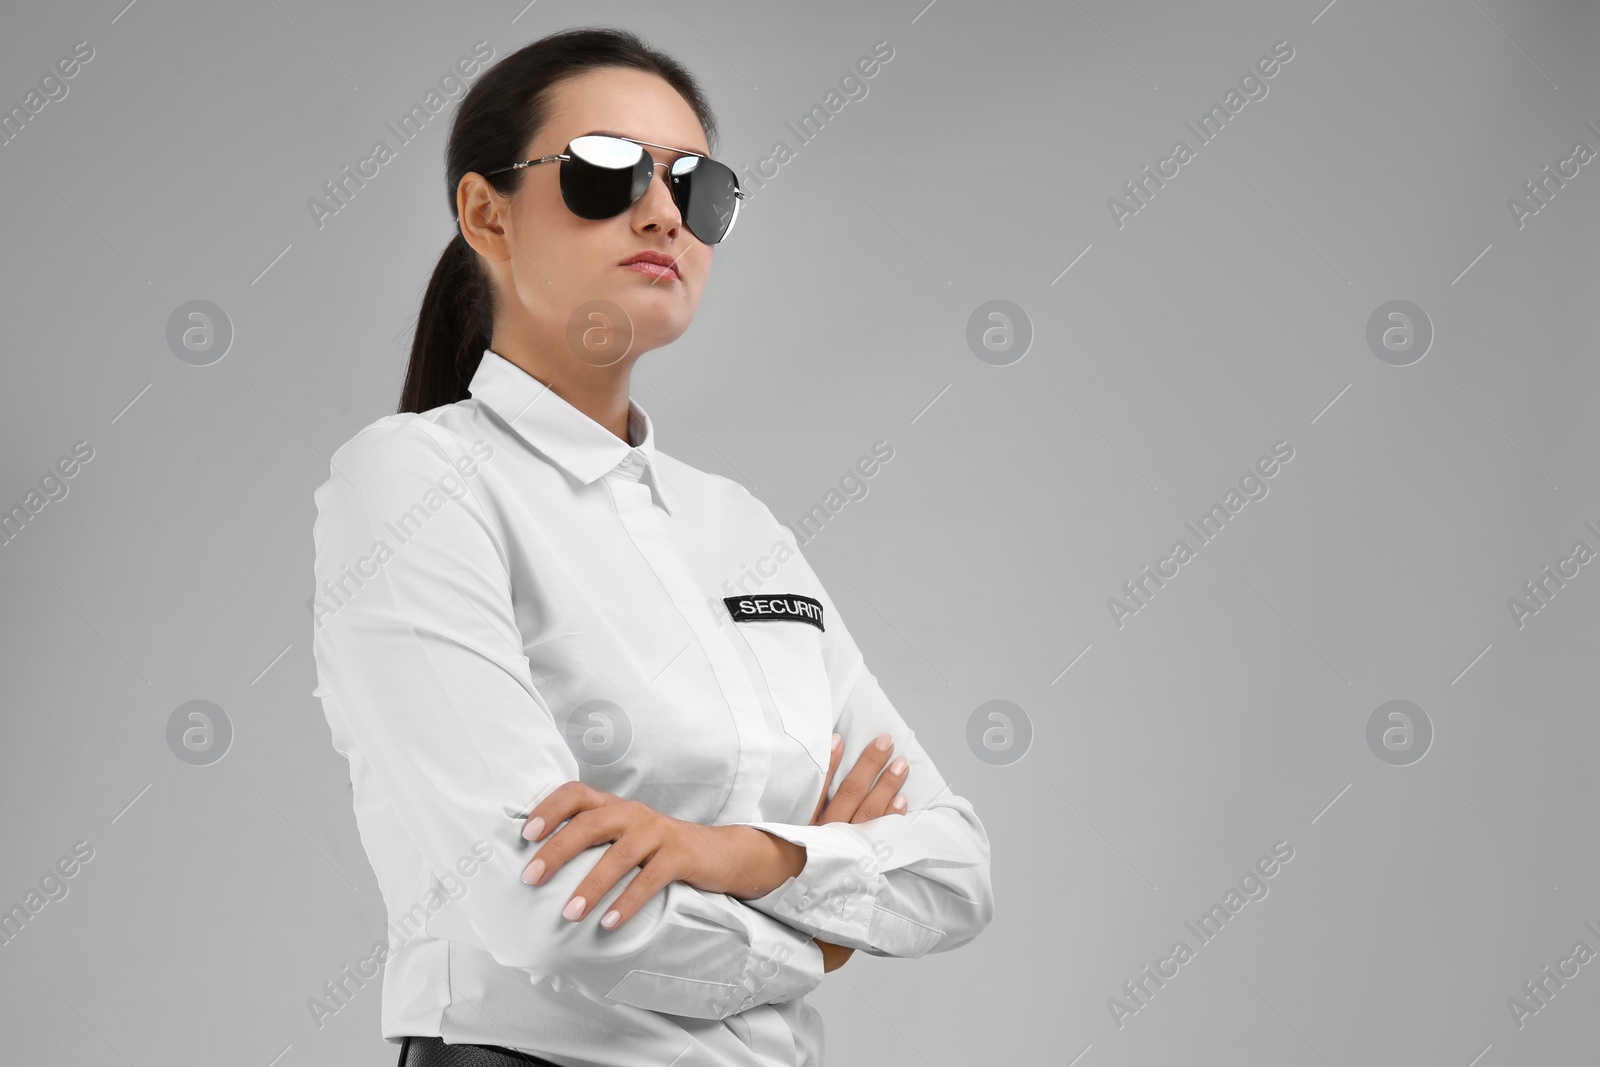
[634,158,686,219]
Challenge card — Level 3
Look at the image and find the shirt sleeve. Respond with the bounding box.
[727,507,996,958]
[310,417,823,1020]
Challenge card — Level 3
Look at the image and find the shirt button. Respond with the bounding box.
[798,895,810,908]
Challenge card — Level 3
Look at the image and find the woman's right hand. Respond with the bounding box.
[811,731,910,972]
[812,731,910,825]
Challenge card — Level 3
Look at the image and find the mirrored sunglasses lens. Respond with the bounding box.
[561,136,653,219]
[569,135,643,170]
[672,157,741,244]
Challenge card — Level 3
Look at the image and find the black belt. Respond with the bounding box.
[398,1035,566,1067]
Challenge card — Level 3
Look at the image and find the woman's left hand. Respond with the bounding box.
[520,780,795,929]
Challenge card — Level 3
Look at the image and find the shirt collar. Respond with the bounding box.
[468,348,673,514]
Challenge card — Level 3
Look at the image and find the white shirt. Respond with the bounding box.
[310,349,994,1066]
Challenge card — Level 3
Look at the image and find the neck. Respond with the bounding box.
[490,330,634,444]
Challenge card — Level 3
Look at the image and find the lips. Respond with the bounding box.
[620,250,681,281]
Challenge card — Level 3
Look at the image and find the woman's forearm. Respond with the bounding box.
[708,827,854,972]
[715,825,807,900]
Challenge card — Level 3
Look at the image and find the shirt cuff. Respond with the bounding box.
[710,924,826,1017]
[730,821,885,947]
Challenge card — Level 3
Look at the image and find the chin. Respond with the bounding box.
[616,291,696,337]
[633,317,692,352]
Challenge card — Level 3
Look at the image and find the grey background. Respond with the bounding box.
[2,0,1596,1064]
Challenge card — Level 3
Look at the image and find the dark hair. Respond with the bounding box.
[398,26,719,414]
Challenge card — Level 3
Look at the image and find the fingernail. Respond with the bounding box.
[523,816,545,841]
[523,858,544,885]
[893,794,906,810]
[831,733,842,751]
[601,909,621,929]
[563,895,585,921]
[889,757,908,775]
[875,733,892,751]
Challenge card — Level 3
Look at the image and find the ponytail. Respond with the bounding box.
[397,26,719,414]
[399,230,494,414]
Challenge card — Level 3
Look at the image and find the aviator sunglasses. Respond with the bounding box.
[484,133,745,245]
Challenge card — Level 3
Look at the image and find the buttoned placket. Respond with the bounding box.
[600,454,775,823]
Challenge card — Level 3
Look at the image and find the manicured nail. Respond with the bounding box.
[523,858,544,885]
[889,757,908,775]
[893,794,906,811]
[563,895,585,921]
[523,816,545,841]
[601,909,621,929]
[875,733,893,751]
[831,733,842,751]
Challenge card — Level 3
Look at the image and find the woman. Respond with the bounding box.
[310,26,994,1067]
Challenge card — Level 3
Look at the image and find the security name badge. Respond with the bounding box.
[722,593,825,632]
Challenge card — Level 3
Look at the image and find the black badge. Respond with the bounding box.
[722,593,825,632]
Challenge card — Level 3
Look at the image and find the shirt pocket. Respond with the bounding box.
[737,618,833,761]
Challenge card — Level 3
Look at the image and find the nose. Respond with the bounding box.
[647,161,677,194]
[634,161,683,234]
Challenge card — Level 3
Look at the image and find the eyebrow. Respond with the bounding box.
[584,129,709,158]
